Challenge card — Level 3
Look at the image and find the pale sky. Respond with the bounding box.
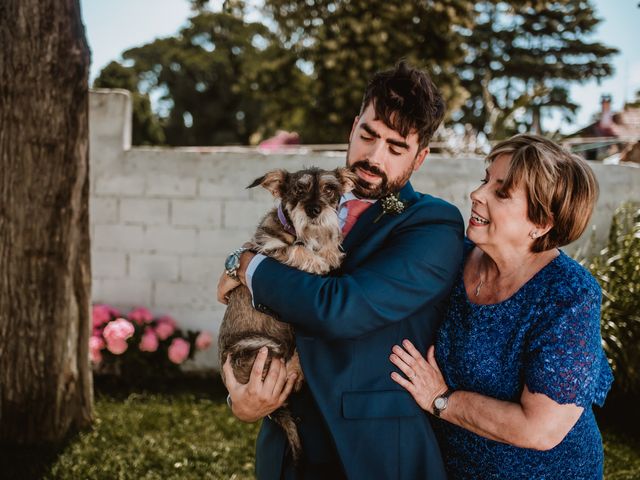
[80,0,640,135]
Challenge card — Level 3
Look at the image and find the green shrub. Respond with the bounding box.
[586,202,640,394]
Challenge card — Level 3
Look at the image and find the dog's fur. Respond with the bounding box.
[218,166,357,463]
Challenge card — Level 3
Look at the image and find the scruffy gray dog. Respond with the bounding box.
[218,166,357,462]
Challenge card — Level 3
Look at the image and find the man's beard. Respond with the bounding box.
[347,159,414,199]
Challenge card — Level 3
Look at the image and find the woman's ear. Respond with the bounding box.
[247,169,289,197]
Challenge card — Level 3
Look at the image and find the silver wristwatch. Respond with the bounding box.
[433,389,454,417]
[224,247,247,280]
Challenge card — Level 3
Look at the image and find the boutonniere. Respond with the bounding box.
[374,193,408,223]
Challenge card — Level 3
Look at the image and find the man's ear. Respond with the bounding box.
[334,167,358,193]
[413,147,430,172]
[247,169,289,197]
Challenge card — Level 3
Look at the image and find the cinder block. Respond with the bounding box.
[195,229,252,255]
[95,175,145,196]
[90,198,119,224]
[143,227,197,254]
[92,250,126,278]
[121,198,169,225]
[179,255,224,283]
[199,179,250,199]
[171,199,222,227]
[223,200,273,229]
[146,174,197,197]
[153,281,217,310]
[93,225,146,251]
[129,253,179,280]
[94,278,152,306]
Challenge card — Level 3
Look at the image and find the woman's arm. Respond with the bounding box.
[390,341,583,451]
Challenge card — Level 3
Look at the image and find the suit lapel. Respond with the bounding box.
[341,182,419,253]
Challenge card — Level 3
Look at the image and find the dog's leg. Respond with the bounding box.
[287,349,305,392]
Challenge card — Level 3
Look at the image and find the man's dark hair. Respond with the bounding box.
[360,60,445,151]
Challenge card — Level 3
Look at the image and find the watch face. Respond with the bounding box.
[225,254,239,271]
[435,397,447,410]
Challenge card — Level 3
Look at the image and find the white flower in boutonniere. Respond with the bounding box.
[374,193,408,223]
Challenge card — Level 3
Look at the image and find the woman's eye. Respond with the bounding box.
[495,189,508,199]
[480,178,488,185]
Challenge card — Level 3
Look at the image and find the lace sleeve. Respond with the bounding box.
[524,280,612,408]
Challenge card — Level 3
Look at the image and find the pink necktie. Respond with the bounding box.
[342,199,372,236]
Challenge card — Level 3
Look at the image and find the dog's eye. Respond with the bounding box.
[322,185,336,195]
[294,184,305,195]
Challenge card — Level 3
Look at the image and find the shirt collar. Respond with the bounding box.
[339,192,377,209]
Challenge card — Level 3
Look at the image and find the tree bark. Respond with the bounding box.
[0,0,93,444]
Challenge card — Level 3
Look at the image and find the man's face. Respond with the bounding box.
[346,104,429,199]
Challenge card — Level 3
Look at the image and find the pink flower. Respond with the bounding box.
[106,338,128,355]
[168,338,190,364]
[139,328,159,352]
[195,331,213,350]
[103,318,135,343]
[89,336,105,363]
[155,319,176,340]
[129,307,153,325]
[157,315,177,328]
[92,304,111,328]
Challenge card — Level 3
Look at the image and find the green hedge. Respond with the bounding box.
[586,202,640,395]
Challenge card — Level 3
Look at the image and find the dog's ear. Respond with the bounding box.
[334,167,358,193]
[247,169,289,197]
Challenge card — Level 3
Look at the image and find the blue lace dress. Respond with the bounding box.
[433,243,613,479]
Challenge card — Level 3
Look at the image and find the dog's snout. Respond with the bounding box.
[306,205,322,218]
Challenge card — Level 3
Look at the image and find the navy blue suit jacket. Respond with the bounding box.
[251,182,464,480]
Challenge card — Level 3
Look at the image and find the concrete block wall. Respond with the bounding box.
[89,89,640,369]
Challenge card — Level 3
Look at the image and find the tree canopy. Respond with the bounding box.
[95,0,617,145]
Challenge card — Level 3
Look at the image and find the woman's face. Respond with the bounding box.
[468,153,539,253]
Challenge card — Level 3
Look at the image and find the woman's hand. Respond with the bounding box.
[390,340,449,413]
[223,346,297,423]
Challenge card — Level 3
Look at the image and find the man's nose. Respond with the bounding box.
[368,141,386,167]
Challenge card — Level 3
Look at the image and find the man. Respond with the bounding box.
[217,61,464,479]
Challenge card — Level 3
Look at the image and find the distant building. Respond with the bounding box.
[567,95,640,161]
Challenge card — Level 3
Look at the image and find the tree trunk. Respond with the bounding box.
[0,0,93,444]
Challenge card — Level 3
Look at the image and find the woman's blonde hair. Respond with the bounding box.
[487,134,599,253]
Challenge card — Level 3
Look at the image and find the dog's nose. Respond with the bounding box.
[306,205,322,218]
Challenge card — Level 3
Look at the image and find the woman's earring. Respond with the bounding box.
[529,231,538,239]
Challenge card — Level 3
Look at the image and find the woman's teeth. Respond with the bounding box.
[471,214,490,225]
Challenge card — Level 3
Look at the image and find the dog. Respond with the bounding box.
[218,166,357,463]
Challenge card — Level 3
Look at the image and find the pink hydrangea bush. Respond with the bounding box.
[90,304,213,378]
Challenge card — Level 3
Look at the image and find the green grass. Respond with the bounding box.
[46,393,260,480]
[2,380,639,479]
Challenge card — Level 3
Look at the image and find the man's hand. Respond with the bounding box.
[223,347,297,423]
[216,250,256,304]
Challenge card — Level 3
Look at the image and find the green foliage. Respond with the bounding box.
[458,0,617,138]
[94,62,166,146]
[264,0,475,143]
[94,9,308,146]
[587,203,640,395]
[95,0,617,145]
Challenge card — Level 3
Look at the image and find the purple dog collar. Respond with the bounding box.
[277,204,296,235]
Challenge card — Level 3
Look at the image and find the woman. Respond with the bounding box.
[390,134,613,479]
